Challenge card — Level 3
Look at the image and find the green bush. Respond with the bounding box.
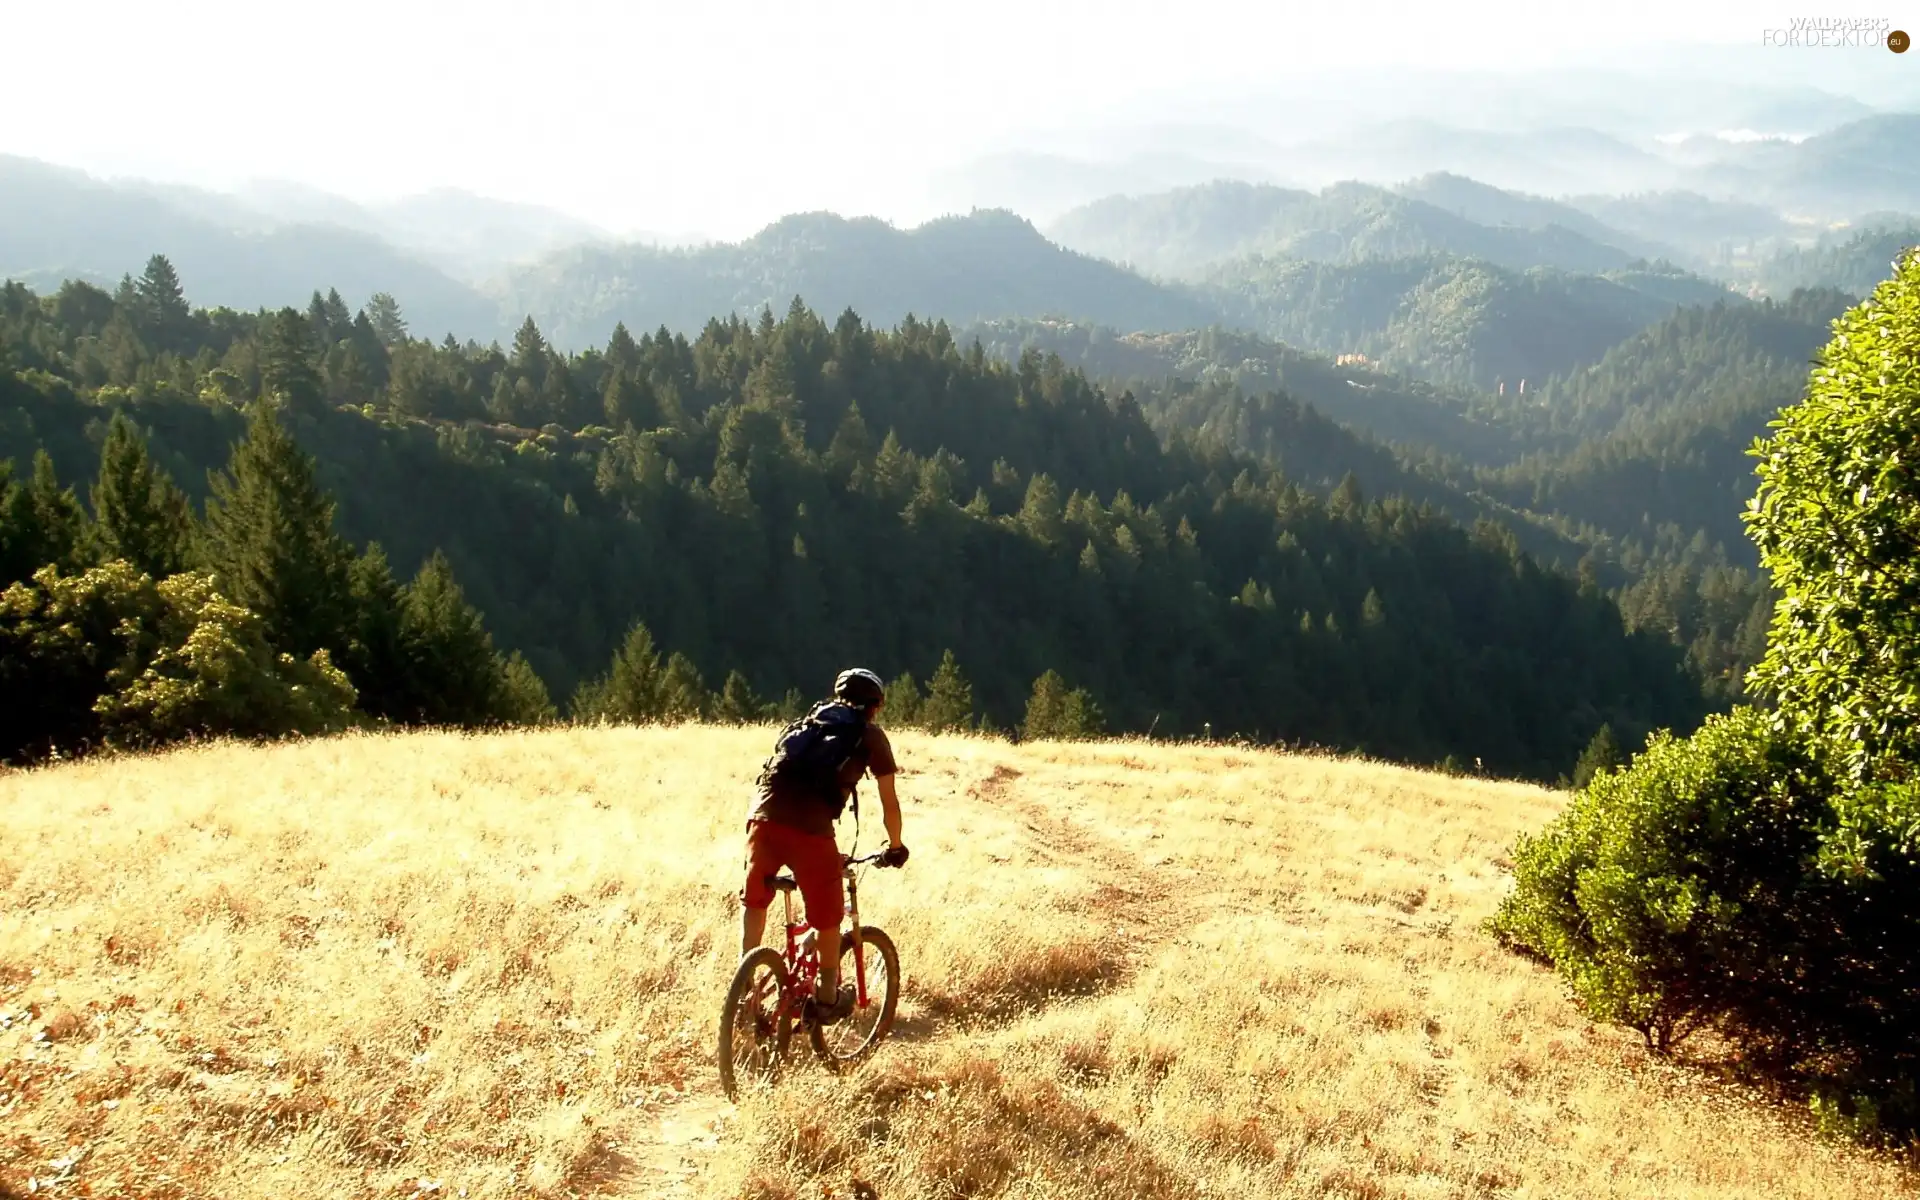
[1492,706,1920,1135]
[0,561,357,762]
[1491,707,1836,1054]
[94,571,358,744]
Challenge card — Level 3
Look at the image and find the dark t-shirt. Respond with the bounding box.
[749,723,897,837]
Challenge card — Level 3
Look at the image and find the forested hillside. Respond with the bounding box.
[959,320,1493,460]
[966,294,1846,705]
[1197,253,1730,390]
[1755,223,1920,298]
[0,261,1710,778]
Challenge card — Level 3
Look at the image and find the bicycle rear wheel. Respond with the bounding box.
[718,946,793,1100]
[807,926,899,1069]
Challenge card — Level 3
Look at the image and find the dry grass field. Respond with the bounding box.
[1,725,1915,1199]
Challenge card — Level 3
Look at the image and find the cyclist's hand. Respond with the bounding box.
[880,843,910,869]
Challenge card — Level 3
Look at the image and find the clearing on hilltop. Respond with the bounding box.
[2,727,1912,1198]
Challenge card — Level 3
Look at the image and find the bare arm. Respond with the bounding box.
[874,773,904,848]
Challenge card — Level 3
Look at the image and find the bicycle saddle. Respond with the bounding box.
[766,873,799,892]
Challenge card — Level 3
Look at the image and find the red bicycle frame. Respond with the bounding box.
[775,855,879,1011]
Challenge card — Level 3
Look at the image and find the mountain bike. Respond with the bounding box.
[718,850,901,1101]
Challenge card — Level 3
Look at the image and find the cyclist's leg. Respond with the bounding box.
[789,831,847,997]
[740,819,781,955]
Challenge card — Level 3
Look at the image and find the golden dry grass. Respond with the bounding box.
[1,726,1915,1199]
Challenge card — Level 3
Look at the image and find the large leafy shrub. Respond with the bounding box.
[0,561,356,762]
[94,571,357,744]
[1490,707,1836,1054]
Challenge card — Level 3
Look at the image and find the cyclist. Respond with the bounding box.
[739,667,909,1024]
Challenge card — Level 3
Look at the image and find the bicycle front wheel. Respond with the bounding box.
[719,946,793,1101]
[808,926,899,1069]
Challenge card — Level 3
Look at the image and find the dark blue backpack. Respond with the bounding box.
[759,700,870,819]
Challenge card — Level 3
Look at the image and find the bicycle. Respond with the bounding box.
[718,850,902,1101]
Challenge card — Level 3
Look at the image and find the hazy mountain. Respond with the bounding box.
[364,189,616,279]
[0,156,499,339]
[497,209,1222,350]
[1561,190,1801,268]
[125,174,619,282]
[1682,115,1920,217]
[1198,254,1735,392]
[926,150,1289,227]
[1394,173,1681,263]
[1048,180,1641,280]
[1274,122,1682,197]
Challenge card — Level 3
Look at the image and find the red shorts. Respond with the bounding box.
[740,819,844,929]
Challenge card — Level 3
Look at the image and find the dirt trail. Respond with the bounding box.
[973,761,1218,966]
[622,1087,734,1198]
[612,756,1202,1197]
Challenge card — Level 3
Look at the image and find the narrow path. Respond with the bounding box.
[622,1087,733,1198]
[612,755,1210,1196]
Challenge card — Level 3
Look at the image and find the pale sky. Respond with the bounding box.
[6,0,1906,239]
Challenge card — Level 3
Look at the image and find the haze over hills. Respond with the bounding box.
[0,155,500,340]
[1196,254,1737,391]
[1046,179,1652,279]
[493,209,1224,350]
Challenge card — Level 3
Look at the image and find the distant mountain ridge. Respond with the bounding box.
[0,155,499,340]
[494,208,1223,349]
[1046,180,1650,280]
[1192,253,1738,392]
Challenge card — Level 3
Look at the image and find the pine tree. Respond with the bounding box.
[1020,473,1066,546]
[1330,471,1365,518]
[341,544,414,723]
[605,322,641,374]
[321,289,353,337]
[1021,669,1104,741]
[885,671,922,728]
[133,254,191,352]
[919,649,974,734]
[365,293,408,346]
[658,651,708,720]
[603,369,658,431]
[1061,686,1103,740]
[714,669,764,724]
[261,308,326,416]
[3,457,94,585]
[826,401,876,477]
[399,551,508,726]
[574,619,666,722]
[1023,669,1070,740]
[198,402,356,659]
[511,316,549,379]
[1361,588,1387,629]
[498,652,557,724]
[0,463,26,585]
[91,413,194,579]
[1571,723,1625,789]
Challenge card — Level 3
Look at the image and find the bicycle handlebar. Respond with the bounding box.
[845,851,891,867]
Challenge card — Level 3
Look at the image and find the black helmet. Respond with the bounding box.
[834,667,885,708]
